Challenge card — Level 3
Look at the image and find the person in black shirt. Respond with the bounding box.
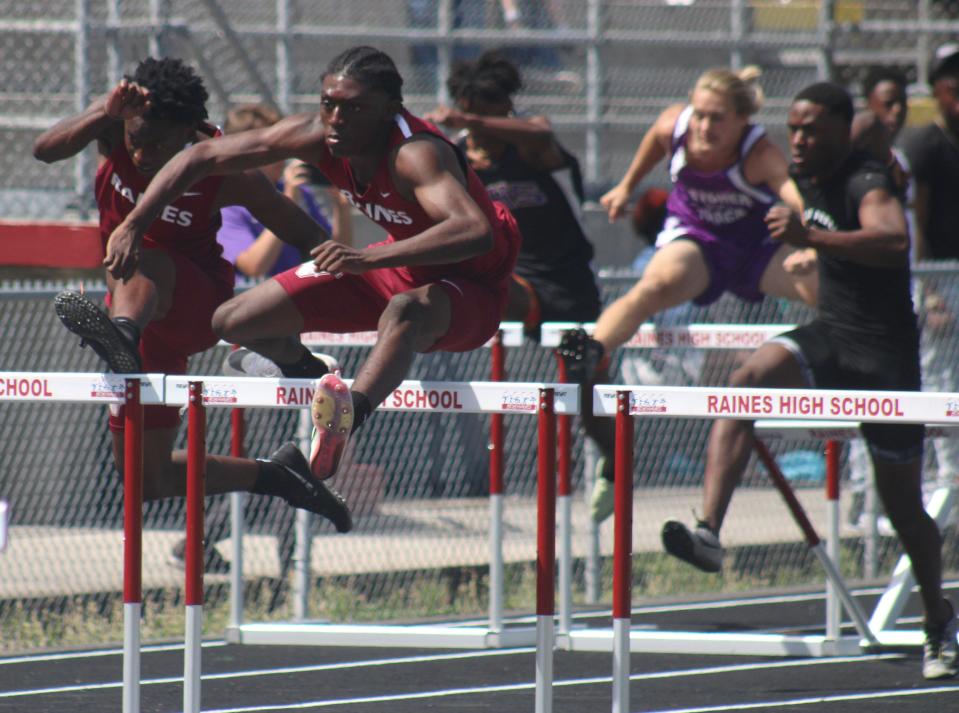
[661,82,957,680]
[903,46,959,528]
[427,51,601,331]
[428,51,616,518]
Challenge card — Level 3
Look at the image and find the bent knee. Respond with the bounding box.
[382,291,431,326]
[211,300,240,341]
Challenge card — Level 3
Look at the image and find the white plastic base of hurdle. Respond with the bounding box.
[226,622,538,648]
[612,618,630,713]
[535,615,554,713]
[123,602,140,713]
[184,604,203,713]
[560,628,863,657]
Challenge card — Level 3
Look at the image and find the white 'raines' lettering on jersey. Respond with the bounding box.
[109,172,194,227]
[339,189,413,225]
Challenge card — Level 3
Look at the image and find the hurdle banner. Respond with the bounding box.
[165,377,578,415]
[168,378,578,653]
[0,371,165,403]
[539,322,795,349]
[580,384,959,660]
[592,385,959,425]
[299,321,526,349]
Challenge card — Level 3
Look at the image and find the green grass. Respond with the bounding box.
[2,534,956,655]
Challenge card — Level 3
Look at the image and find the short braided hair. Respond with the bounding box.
[324,46,403,102]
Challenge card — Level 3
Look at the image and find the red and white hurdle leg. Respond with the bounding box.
[612,391,634,713]
[122,378,143,713]
[184,382,206,713]
[535,388,557,713]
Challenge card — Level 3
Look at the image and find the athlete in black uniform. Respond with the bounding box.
[428,51,601,332]
[660,82,957,680]
[427,51,615,519]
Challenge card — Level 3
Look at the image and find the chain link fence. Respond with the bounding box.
[1,273,958,653]
[4,1,959,219]
[3,0,959,653]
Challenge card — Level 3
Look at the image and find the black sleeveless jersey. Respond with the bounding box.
[461,139,601,321]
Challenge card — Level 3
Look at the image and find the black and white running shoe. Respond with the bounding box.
[54,290,142,373]
[222,347,340,378]
[261,442,353,533]
[661,519,724,573]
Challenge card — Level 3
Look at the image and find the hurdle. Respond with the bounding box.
[222,324,527,629]
[540,322,805,620]
[168,376,577,653]
[0,372,165,713]
[579,384,959,669]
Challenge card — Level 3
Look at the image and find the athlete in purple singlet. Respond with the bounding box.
[561,67,819,523]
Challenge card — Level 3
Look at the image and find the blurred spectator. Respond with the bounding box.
[217,103,352,280]
[902,44,959,520]
[408,0,575,93]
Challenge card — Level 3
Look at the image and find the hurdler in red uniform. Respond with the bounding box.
[106,46,521,485]
[277,106,519,353]
[93,119,232,431]
[34,56,352,539]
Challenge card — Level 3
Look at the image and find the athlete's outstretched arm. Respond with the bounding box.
[599,104,682,222]
[310,135,491,275]
[217,169,330,256]
[105,114,324,280]
[33,80,149,163]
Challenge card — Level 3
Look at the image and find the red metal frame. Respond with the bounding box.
[612,391,634,620]
[123,379,143,605]
[185,382,206,606]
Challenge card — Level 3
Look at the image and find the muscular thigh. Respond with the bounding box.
[271,264,395,334]
[640,239,711,301]
[427,277,508,352]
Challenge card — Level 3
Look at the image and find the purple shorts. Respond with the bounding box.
[656,225,780,306]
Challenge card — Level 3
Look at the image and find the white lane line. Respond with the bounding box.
[0,640,227,666]
[644,684,959,713]
[196,653,904,713]
[0,647,535,699]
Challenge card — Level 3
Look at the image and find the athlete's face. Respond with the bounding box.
[123,116,193,177]
[688,88,748,153]
[319,74,398,158]
[866,80,907,138]
[787,100,849,178]
[933,76,959,135]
